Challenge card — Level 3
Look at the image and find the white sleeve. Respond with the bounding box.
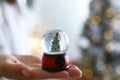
[0,3,12,55]
[0,1,32,55]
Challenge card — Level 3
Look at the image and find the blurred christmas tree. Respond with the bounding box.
[51,33,61,52]
[77,0,120,80]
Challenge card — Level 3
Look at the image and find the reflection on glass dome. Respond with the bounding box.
[41,29,69,54]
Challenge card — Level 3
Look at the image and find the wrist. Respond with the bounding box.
[0,57,3,77]
[0,72,2,77]
[0,64,2,77]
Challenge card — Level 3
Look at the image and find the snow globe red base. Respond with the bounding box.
[41,29,70,72]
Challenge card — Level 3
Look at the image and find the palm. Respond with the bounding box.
[15,55,42,68]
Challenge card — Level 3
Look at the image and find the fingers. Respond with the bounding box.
[14,64,31,77]
[0,56,32,80]
[19,64,31,77]
[31,67,69,79]
[67,65,82,77]
[30,65,82,79]
[6,60,31,77]
[5,64,82,79]
[52,71,69,78]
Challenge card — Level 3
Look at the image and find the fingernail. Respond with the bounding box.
[78,73,82,78]
[22,70,30,77]
[79,75,82,78]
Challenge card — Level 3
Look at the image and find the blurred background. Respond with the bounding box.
[27,0,120,80]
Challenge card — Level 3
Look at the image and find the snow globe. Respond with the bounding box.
[41,29,70,72]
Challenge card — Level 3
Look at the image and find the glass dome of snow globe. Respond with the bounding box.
[41,29,70,72]
[41,29,69,54]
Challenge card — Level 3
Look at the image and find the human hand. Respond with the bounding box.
[0,55,31,80]
[15,55,82,80]
[0,54,82,80]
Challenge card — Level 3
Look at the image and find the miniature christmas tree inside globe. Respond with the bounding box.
[41,29,69,54]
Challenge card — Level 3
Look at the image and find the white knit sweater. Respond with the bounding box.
[0,0,31,55]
